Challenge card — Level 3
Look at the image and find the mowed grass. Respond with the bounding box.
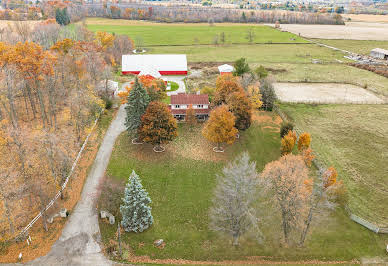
[85,18,307,46]
[279,104,388,227]
[149,43,346,64]
[315,39,388,55]
[100,112,388,262]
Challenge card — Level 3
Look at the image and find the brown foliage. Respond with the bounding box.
[138,101,178,147]
[226,91,252,131]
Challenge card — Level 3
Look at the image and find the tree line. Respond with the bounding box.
[0,20,133,241]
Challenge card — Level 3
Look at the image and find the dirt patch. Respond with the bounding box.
[269,22,388,40]
[274,82,384,104]
[189,62,233,69]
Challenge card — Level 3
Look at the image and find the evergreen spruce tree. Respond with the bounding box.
[125,77,150,138]
[120,170,153,232]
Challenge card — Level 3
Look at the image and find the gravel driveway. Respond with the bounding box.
[27,105,127,266]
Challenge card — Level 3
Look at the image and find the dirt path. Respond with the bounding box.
[27,105,127,266]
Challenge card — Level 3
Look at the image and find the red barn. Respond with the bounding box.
[122,54,188,76]
[169,93,210,121]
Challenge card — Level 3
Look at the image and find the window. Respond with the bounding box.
[175,105,180,108]
[197,104,203,108]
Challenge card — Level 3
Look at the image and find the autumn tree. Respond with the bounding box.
[299,167,346,246]
[261,154,310,245]
[247,85,263,109]
[260,78,276,111]
[139,75,166,102]
[281,130,297,155]
[202,105,238,152]
[210,152,263,245]
[213,74,244,106]
[138,101,178,152]
[297,132,311,151]
[125,77,150,142]
[95,31,115,51]
[185,104,197,129]
[226,91,252,131]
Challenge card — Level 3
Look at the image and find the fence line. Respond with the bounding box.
[273,104,388,234]
[14,111,103,241]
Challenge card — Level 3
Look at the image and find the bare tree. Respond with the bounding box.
[210,152,263,246]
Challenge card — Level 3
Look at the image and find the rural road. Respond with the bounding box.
[28,105,127,266]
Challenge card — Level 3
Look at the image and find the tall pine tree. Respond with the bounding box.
[125,77,150,138]
[120,170,153,232]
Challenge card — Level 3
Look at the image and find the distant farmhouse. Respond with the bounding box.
[122,54,188,76]
[370,48,388,60]
[169,93,210,121]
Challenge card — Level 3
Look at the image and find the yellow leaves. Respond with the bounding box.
[302,148,315,167]
[298,132,311,151]
[281,130,297,155]
[95,31,115,51]
[51,38,74,55]
[202,105,237,146]
[247,85,263,109]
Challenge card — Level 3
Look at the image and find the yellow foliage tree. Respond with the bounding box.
[118,85,132,104]
[95,31,115,51]
[298,132,311,151]
[202,105,237,151]
[281,130,297,155]
[247,85,263,109]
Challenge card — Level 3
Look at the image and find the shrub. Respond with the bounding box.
[280,121,294,138]
[103,97,113,110]
[297,132,311,151]
[254,65,268,79]
[281,130,296,155]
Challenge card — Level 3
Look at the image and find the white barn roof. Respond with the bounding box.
[122,54,188,73]
[371,48,388,55]
[218,64,234,73]
[138,65,162,78]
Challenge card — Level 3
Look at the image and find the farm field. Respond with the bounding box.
[271,22,388,40]
[342,14,388,23]
[315,39,388,55]
[273,82,384,104]
[85,18,307,45]
[279,104,388,227]
[100,112,388,263]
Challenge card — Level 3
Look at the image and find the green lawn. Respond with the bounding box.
[85,18,307,46]
[148,43,346,64]
[100,112,387,263]
[315,39,388,55]
[166,81,179,92]
[279,104,388,227]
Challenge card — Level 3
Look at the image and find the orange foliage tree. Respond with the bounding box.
[95,31,116,51]
[261,154,311,245]
[213,73,244,106]
[297,132,311,151]
[281,130,297,155]
[202,105,238,152]
[185,104,197,129]
[138,101,178,152]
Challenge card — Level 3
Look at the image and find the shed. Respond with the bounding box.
[122,54,188,76]
[370,48,388,60]
[218,64,234,75]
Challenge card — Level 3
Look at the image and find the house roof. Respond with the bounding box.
[371,48,388,55]
[171,93,209,105]
[218,64,234,73]
[122,54,188,72]
[171,109,210,115]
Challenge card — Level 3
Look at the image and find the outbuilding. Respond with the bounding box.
[218,64,234,75]
[370,48,388,60]
[122,54,188,76]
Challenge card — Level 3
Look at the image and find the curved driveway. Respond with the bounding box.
[29,105,126,265]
